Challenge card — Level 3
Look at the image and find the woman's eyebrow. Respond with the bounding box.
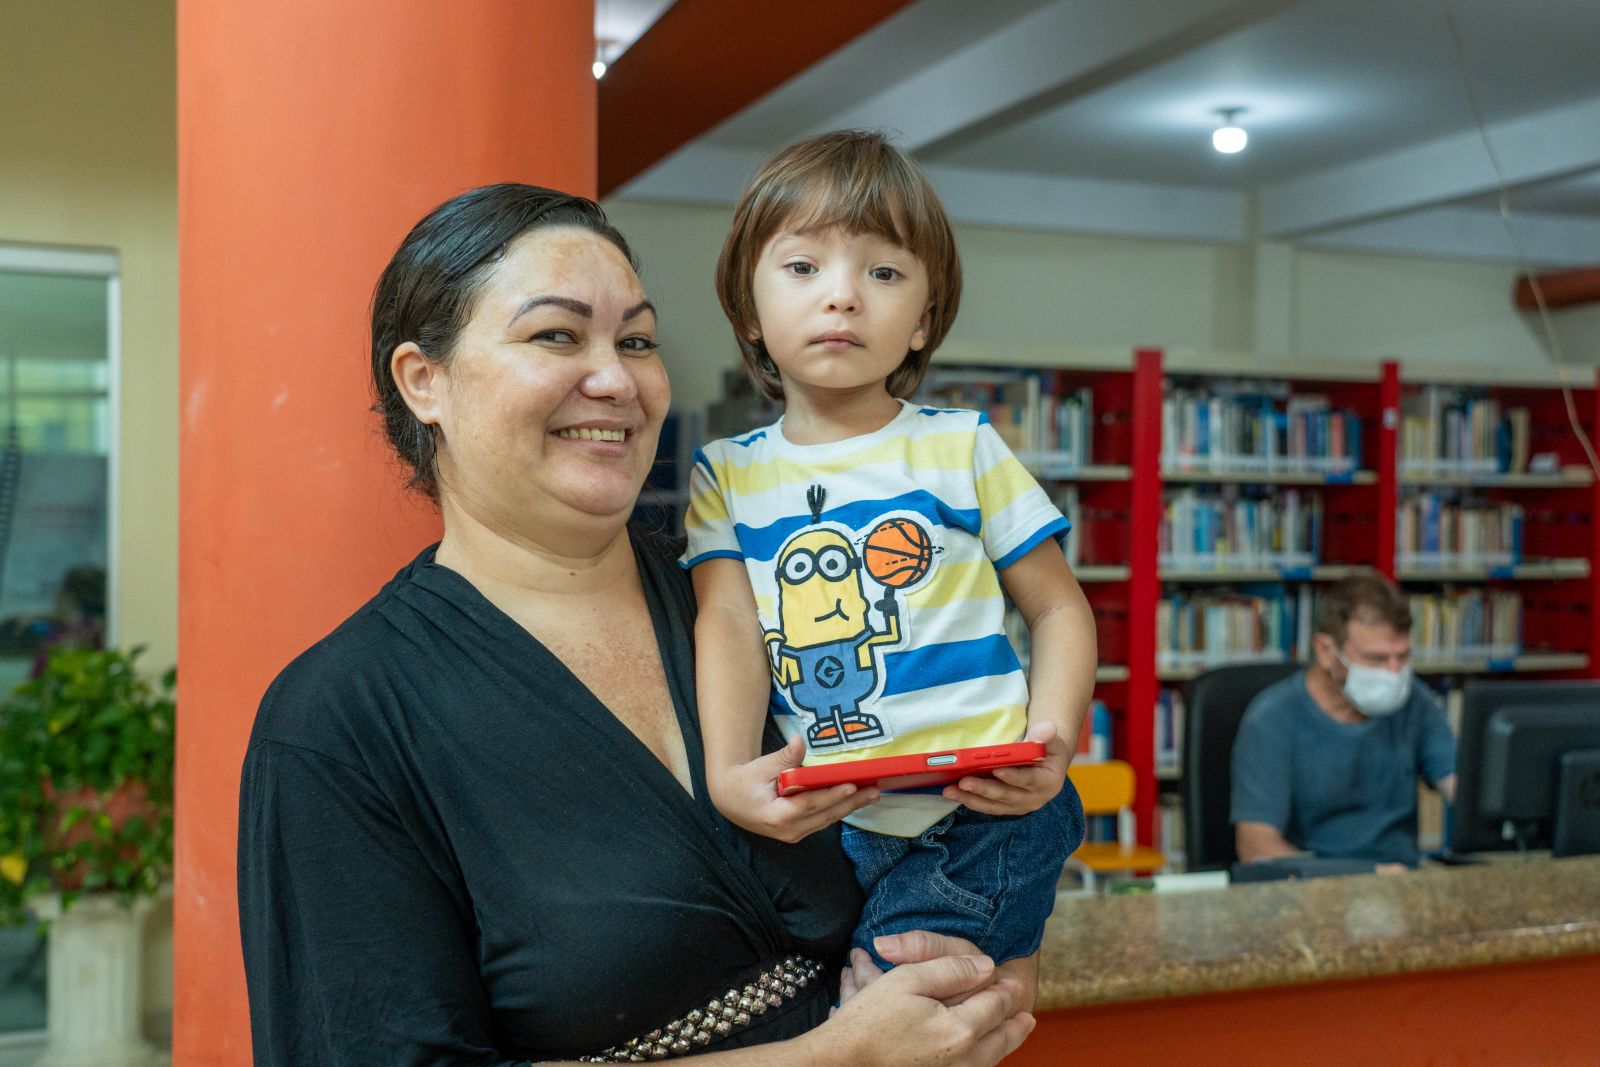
[507,295,590,327]
[623,299,656,322]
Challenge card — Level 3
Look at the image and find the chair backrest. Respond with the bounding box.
[1068,759,1136,817]
[1181,662,1301,871]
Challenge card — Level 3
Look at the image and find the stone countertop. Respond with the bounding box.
[1036,855,1600,1009]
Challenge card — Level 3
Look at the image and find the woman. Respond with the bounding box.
[237,184,1035,1065]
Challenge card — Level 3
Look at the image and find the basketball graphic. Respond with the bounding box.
[862,517,934,589]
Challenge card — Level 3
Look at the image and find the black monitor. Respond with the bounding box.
[1451,680,1600,857]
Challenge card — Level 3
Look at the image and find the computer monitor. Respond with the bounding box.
[1451,680,1600,857]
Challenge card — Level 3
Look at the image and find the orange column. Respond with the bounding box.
[176,3,593,1062]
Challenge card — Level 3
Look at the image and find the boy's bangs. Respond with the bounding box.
[776,176,927,260]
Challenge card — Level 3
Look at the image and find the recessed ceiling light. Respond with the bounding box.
[1212,107,1248,154]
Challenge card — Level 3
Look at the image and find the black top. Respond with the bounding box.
[237,532,860,1066]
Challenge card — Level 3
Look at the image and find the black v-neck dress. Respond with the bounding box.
[237,532,861,1066]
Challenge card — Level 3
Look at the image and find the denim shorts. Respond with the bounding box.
[838,778,1085,967]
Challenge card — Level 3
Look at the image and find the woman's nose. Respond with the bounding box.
[579,346,639,402]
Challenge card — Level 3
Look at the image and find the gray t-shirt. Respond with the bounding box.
[1230,671,1456,866]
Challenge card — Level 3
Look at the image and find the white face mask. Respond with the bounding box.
[1337,654,1412,717]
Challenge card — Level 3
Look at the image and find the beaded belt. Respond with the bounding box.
[579,955,825,1063]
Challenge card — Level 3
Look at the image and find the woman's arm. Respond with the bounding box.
[944,541,1097,815]
[239,739,527,1067]
[691,558,877,842]
[536,953,1035,1067]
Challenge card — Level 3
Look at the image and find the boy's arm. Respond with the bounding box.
[1006,540,1097,753]
[691,559,879,843]
[943,539,1096,816]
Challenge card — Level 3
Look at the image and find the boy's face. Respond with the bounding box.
[749,227,932,400]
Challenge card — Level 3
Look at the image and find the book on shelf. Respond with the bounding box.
[1155,586,1315,670]
[919,368,1096,472]
[1400,385,1532,475]
[1407,589,1523,663]
[1396,493,1523,569]
[1161,382,1361,475]
[1160,486,1322,571]
[1154,689,1184,775]
[1053,485,1082,567]
[1156,794,1186,870]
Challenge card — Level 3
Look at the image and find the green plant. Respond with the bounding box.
[0,646,175,926]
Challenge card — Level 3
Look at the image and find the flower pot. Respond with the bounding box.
[29,892,166,1067]
[39,782,154,892]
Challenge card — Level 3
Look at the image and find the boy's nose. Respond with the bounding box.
[825,289,859,314]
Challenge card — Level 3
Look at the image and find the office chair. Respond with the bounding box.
[1181,662,1301,871]
[1065,759,1166,892]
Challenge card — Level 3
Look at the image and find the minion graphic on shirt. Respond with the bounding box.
[764,486,935,750]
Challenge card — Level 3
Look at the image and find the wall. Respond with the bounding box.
[0,0,178,670]
[604,196,1598,415]
[0,0,177,1045]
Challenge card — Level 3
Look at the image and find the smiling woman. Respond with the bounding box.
[235,183,1037,1067]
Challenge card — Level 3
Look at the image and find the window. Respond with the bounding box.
[0,247,117,1042]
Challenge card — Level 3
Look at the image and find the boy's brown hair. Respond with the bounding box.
[715,129,962,402]
[1315,572,1414,645]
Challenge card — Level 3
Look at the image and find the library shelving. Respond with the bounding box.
[925,350,1600,848]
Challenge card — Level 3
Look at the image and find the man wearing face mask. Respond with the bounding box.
[1230,574,1457,868]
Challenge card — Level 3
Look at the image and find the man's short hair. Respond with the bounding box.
[1316,572,1413,645]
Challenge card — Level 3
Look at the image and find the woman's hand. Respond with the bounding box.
[808,953,1035,1067]
[942,721,1069,816]
[709,735,879,844]
[836,932,992,1010]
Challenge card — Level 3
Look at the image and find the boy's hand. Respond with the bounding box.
[941,721,1069,816]
[709,735,880,844]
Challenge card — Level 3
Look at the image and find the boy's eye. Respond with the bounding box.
[870,266,903,282]
[784,261,816,277]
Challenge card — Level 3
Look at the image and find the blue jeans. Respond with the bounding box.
[839,779,1085,967]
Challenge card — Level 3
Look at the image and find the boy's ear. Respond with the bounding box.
[391,342,448,427]
[909,303,934,352]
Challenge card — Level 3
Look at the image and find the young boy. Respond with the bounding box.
[682,130,1096,973]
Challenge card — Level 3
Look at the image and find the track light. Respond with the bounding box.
[1212,107,1248,154]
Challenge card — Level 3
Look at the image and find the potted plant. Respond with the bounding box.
[0,645,175,1067]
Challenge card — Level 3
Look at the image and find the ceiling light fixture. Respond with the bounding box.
[1212,107,1248,154]
[593,38,615,79]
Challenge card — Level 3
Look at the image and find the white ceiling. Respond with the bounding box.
[617,0,1600,266]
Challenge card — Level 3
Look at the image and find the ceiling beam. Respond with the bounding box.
[1297,206,1600,269]
[811,0,1307,154]
[614,147,1248,244]
[597,0,918,196]
[1260,96,1600,239]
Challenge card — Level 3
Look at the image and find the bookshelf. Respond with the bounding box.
[923,350,1600,848]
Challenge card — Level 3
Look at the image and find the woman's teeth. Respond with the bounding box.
[556,427,625,442]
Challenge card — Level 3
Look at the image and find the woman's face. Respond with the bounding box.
[420,226,668,535]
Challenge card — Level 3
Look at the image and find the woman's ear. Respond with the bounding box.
[391,342,447,426]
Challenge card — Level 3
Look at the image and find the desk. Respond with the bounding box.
[1010,855,1600,1065]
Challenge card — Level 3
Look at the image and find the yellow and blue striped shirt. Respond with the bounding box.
[683,400,1069,835]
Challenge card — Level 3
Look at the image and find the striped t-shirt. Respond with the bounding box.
[682,399,1069,836]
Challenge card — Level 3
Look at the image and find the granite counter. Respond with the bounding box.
[1036,853,1600,1010]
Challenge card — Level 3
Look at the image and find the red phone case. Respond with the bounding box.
[776,741,1047,796]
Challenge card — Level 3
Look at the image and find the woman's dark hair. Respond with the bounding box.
[370,183,638,501]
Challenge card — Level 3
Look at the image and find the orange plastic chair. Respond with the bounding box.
[1065,759,1167,892]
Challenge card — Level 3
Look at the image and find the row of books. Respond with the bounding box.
[1155,586,1315,670]
[1409,590,1522,662]
[1160,487,1322,570]
[919,369,1095,468]
[1161,386,1363,474]
[1396,494,1523,569]
[1400,386,1532,474]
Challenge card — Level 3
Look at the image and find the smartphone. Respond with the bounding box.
[776,741,1047,796]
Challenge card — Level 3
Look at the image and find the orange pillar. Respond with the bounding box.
[176,3,593,1062]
